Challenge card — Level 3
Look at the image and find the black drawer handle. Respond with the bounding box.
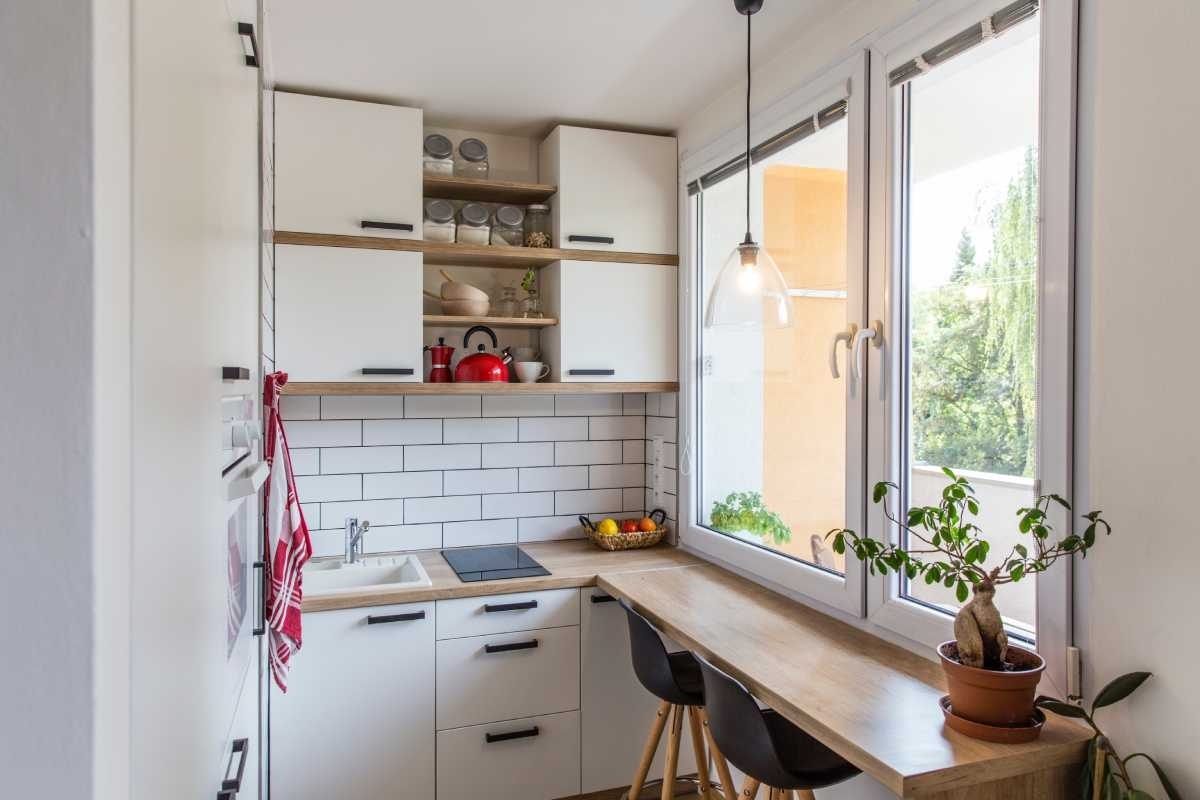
[568,235,615,244]
[484,600,538,613]
[568,369,616,376]
[221,738,249,793]
[590,593,617,604]
[367,610,426,625]
[252,562,266,636]
[484,639,539,654]
[361,220,414,232]
[222,366,250,381]
[485,726,540,744]
[361,367,415,376]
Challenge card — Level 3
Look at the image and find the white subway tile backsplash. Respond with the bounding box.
[482,394,554,418]
[286,420,361,448]
[555,440,623,466]
[646,489,677,520]
[363,471,443,500]
[483,492,554,519]
[622,393,647,415]
[482,442,555,468]
[645,393,661,416]
[300,503,320,527]
[646,415,676,443]
[443,417,518,444]
[443,518,517,548]
[623,440,645,464]
[443,469,518,496]
[623,488,645,513]
[555,488,623,515]
[405,495,481,524]
[295,474,362,503]
[646,440,677,469]
[320,395,405,420]
[363,419,442,446]
[589,463,645,489]
[405,395,480,418]
[403,444,480,471]
[519,416,589,441]
[589,416,645,440]
[363,523,443,553]
[321,498,405,528]
[658,393,678,418]
[289,448,320,475]
[321,445,405,475]
[519,466,588,492]
[281,396,319,421]
[555,394,622,416]
[518,515,587,542]
[308,530,343,559]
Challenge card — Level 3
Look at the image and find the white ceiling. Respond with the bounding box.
[265,0,839,137]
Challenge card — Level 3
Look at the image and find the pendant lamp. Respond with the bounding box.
[704,0,793,329]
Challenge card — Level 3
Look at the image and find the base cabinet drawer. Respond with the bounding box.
[437,710,581,800]
[437,625,580,729]
[436,587,580,639]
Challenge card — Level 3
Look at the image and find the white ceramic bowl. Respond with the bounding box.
[441,298,490,317]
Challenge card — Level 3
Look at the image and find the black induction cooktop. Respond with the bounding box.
[440,545,550,583]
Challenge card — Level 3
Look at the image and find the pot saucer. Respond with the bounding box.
[939,695,1045,743]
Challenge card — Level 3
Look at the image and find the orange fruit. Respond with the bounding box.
[639,517,657,532]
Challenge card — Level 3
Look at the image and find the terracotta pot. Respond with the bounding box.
[938,641,1045,727]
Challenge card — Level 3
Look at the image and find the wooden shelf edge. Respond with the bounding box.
[280,381,679,396]
[273,231,679,268]
[423,315,557,328]
[422,174,557,204]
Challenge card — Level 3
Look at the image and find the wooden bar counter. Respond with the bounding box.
[597,565,1090,799]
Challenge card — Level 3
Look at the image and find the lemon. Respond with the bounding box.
[597,518,619,535]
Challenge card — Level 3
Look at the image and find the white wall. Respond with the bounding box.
[1074,0,1200,795]
[0,3,96,798]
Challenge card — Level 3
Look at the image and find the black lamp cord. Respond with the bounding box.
[744,12,752,244]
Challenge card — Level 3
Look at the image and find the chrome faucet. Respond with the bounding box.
[344,517,370,564]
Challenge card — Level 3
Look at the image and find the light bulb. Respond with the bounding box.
[737,263,762,293]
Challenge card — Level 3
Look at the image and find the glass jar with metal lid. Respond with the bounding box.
[523,204,552,248]
[491,205,525,247]
[456,202,491,245]
[454,137,490,179]
[423,199,456,243]
[422,134,454,176]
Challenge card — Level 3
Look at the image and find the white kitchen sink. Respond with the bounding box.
[304,554,432,594]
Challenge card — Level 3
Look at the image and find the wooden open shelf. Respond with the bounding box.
[422,175,557,204]
[423,314,556,329]
[273,231,678,269]
[281,381,678,396]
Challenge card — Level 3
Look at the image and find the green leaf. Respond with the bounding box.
[1104,772,1125,800]
[1124,753,1183,800]
[966,498,979,515]
[832,533,846,555]
[1015,543,1028,558]
[1126,791,1156,800]
[1092,672,1152,711]
[955,580,969,603]
[872,482,888,503]
[1010,564,1025,582]
[1036,697,1093,721]
[941,466,957,480]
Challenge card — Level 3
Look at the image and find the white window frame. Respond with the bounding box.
[678,52,870,617]
[863,0,1078,693]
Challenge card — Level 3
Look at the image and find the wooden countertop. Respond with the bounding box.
[301,540,703,612]
[597,566,1091,799]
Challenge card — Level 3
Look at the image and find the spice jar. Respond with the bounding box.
[491,205,525,247]
[524,204,552,248]
[494,285,520,318]
[423,199,456,243]
[456,202,491,245]
[423,134,454,176]
[454,138,489,179]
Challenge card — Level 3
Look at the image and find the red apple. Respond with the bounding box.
[620,519,639,533]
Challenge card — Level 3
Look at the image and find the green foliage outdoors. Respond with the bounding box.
[710,492,791,545]
[911,147,1039,477]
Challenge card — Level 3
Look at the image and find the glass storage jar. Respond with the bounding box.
[494,285,520,318]
[454,137,490,179]
[422,199,456,243]
[422,134,454,176]
[456,202,491,245]
[491,205,525,246]
[524,204,552,248]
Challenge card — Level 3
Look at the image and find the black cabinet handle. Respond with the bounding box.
[221,738,249,793]
[361,221,414,232]
[361,368,415,376]
[568,235,615,244]
[484,600,538,613]
[222,366,250,381]
[237,22,258,68]
[568,369,616,376]
[485,726,540,744]
[367,610,426,625]
[252,562,266,637]
[484,639,539,654]
[590,593,617,604]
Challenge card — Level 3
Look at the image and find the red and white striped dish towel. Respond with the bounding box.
[263,372,313,692]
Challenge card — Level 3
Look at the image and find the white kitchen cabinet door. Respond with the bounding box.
[274,91,422,238]
[275,244,422,381]
[580,589,696,793]
[540,260,678,382]
[437,710,581,800]
[540,126,677,255]
[271,603,435,800]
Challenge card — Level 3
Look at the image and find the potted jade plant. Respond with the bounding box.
[710,491,791,545]
[827,468,1110,737]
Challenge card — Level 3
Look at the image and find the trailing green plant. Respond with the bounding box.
[520,266,537,294]
[1037,673,1180,800]
[709,492,791,545]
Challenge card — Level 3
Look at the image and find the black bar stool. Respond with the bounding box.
[695,655,860,800]
[620,600,736,800]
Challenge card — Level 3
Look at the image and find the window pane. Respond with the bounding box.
[699,118,850,574]
[901,19,1040,636]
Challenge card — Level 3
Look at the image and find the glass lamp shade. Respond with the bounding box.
[704,240,793,328]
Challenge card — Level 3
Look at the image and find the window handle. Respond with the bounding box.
[851,321,883,386]
[829,323,859,379]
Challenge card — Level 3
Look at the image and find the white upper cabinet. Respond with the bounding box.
[274,92,423,238]
[540,260,678,382]
[275,244,422,381]
[540,126,678,255]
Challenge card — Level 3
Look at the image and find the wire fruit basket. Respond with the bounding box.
[579,509,668,551]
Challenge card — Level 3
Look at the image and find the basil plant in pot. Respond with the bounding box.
[827,468,1111,736]
[710,491,792,546]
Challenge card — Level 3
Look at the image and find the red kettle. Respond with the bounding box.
[454,325,512,383]
[424,337,455,383]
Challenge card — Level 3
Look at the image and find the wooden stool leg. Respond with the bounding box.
[685,707,715,798]
[738,778,761,800]
[628,700,672,800]
[661,705,685,800]
[697,708,737,800]
[796,791,815,800]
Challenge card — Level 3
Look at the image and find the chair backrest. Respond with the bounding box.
[619,599,692,703]
[695,654,797,788]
